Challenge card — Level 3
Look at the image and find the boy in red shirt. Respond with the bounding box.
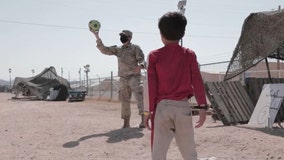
[144,12,207,160]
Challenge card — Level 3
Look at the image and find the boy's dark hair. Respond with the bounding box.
[158,12,187,41]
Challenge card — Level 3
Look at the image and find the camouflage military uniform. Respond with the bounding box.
[96,38,145,120]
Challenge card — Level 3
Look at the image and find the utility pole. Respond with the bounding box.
[31,69,35,76]
[177,0,186,15]
[84,64,90,94]
[61,67,63,77]
[8,68,12,91]
[177,0,187,46]
[79,68,82,87]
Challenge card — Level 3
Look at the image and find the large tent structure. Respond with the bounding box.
[224,8,284,81]
[204,8,284,126]
[12,66,71,101]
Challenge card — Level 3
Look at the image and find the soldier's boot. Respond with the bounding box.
[122,118,130,128]
[139,115,145,128]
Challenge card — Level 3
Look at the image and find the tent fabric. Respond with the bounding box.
[12,66,71,101]
[224,9,284,81]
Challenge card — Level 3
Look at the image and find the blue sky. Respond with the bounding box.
[0,0,282,81]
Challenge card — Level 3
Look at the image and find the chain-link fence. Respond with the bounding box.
[70,74,147,102]
[70,75,120,101]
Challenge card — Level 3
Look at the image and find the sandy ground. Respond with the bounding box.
[0,92,284,160]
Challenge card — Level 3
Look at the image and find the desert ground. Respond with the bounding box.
[0,92,284,160]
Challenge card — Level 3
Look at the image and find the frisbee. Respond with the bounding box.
[88,20,101,31]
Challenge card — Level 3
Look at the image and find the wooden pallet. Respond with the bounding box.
[205,81,255,125]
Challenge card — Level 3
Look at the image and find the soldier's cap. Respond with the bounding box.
[119,30,133,37]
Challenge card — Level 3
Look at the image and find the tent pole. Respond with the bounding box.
[265,58,272,83]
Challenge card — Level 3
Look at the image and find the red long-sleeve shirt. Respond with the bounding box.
[147,43,207,112]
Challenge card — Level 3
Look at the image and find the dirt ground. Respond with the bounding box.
[0,93,284,160]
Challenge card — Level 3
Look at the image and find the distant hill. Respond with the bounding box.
[0,79,9,86]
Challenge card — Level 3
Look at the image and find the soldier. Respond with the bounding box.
[90,29,146,128]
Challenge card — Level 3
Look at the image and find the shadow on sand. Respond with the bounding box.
[62,127,144,148]
[235,125,284,137]
[206,122,284,137]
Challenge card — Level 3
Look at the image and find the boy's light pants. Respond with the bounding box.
[152,99,197,160]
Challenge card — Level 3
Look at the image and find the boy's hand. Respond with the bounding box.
[144,114,152,130]
[195,109,206,128]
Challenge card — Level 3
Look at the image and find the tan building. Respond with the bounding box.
[201,61,284,82]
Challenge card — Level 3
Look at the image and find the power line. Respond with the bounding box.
[200,57,232,64]
[0,19,86,30]
[199,52,231,58]
[0,19,238,39]
[200,60,230,66]
[187,34,238,39]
